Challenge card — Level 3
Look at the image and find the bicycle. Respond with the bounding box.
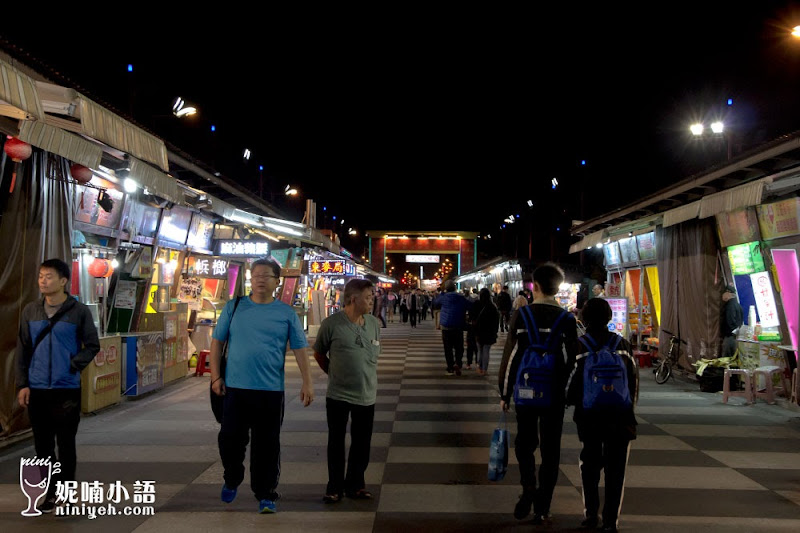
[654,328,688,384]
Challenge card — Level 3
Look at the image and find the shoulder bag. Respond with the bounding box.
[210,296,242,423]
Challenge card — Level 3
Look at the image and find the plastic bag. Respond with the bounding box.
[488,412,509,481]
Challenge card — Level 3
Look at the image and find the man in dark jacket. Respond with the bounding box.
[433,281,472,375]
[16,258,100,513]
[497,286,513,332]
[721,284,743,357]
[566,297,638,533]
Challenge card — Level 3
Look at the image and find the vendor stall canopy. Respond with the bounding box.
[569,131,800,253]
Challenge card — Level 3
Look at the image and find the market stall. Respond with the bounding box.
[81,335,122,413]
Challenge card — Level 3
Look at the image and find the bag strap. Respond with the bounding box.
[222,296,243,357]
[542,309,569,350]
[578,333,596,353]
[605,333,622,351]
[518,305,539,345]
[31,297,78,354]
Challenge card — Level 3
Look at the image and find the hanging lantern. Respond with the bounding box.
[70,163,93,184]
[88,258,114,278]
[3,137,32,194]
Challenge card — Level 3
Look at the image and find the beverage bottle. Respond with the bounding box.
[754,322,762,341]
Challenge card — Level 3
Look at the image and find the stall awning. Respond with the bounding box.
[129,157,181,204]
[18,120,102,169]
[569,229,605,254]
[0,57,44,120]
[662,201,700,228]
[79,96,169,171]
[697,179,769,219]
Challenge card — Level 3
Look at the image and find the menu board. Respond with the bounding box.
[618,237,639,263]
[603,241,621,267]
[158,206,192,245]
[606,298,627,334]
[123,201,161,238]
[115,280,138,309]
[757,197,800,241]
[728,241,765,275]
[716,207,761,247]
[74,186,124,229]
[136,333,163,395]
[187,213,215,250]
[636,232,656,261]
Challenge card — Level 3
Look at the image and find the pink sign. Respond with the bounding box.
[772,249,799,351]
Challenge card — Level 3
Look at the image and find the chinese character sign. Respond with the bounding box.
[606,298,627,333]
[749,271,780,328]
[217,240,269,257]
[308,259,346,276]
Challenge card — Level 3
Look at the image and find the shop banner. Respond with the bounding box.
[728,242,765,275]
[136,333,163,395]
[187,256,228,279]
[757,197,800,241]
[270,249,290,267]
[618,237,639,263]
[607,298,627,334]
[716,207,761,247]
[603,242,621,267]
[749,271,780,328]
[217,239,270,257]
[280,277,298,305]
[115,280,138,310]
[636,232,656,261]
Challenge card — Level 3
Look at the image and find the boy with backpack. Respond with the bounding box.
[498,263,579,525]
[566,297,638,533]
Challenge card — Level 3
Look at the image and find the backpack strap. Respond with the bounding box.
[517,305,540,346]
[605,333,622,351]
[578,332,597,353]
[542,309,569,350]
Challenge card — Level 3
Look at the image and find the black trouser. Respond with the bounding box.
[442,328,464,371]
[466,328,477,366]
[28,388,81,499]
[218,388,284,501]
[326,398,375,496]
[376,313,387,328]
[409,309,417,327]
[514,404,565,515]
[500,310,511,332]
[420,307,428,320]
[401,306,408,322]
[579,433,632,528]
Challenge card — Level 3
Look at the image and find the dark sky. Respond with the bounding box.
[4,3,800,243]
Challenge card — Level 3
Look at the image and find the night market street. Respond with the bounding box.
[1,319,798,532]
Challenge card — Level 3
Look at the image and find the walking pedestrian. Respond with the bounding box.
[499,263,579,524]
[497,285,513,332]
[419,291,429,321]
[373,289,387,328]
[721,284,743,357]
[210,258,314,514]
[15,258,100,513]
[566,297,638,533]
[473,288,500,375]
[408,289,419,328]
[433,281,472,375]
[387,290,397,323]
[400,291,409,323]
[313,279,381,503]
[513,290,528,311]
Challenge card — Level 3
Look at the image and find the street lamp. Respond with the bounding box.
[792,25,800,38]
[690,123,704,136]
[172,97,197,118]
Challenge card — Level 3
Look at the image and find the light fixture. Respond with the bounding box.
[111,259,119,268]
[284,184,298,196]
[123,177,138,193]
[172,97,197,117]
[551,177,559,189]
[243,148,251,160]
[527,200,533,207]
[595,242,603,249]
[710,121,724,134]
[690,123,704,136]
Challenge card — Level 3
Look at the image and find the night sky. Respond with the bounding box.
[4,4,800,252]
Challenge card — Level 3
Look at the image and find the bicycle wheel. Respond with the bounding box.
[655,360,672,384]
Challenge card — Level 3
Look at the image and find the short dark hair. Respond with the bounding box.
[582,297,612,328]
[251,258,280,278]
[40,258,71,281]
[343,278,374,306]
[533,262,564,296]
[444,280,456,292]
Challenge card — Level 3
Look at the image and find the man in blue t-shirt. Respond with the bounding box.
[210,258,313,514]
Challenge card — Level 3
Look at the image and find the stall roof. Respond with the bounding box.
[570,131,800,249]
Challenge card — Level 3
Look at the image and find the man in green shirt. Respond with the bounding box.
[313,279,381,503]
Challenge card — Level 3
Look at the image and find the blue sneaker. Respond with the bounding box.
[259,499,277,514]
[221,484,237,503]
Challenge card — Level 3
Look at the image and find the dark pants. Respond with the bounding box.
[500,310,511,332]
[579,434,632,528]
[442,328,464,371]
[376,312,387,328]
[401,306,408,322]
[514,404,565,515]
[466,328,477,366]
[722,335,737,358]
[28,388,81,499]
[410,309,417,327]
[420,307,428,320]
[326,398,375,496]
[218,388,284,501]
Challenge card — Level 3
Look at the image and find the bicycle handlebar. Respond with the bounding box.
[660,328,688,345]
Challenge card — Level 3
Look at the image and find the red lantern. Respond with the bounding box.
[87,258,114,278]
[3,137,32,194]
[70,164,93,184]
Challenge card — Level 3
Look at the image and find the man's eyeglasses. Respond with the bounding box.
[252,275,279,280]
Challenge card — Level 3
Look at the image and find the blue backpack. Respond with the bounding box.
[578,333,632,410]
[513,307,570,407]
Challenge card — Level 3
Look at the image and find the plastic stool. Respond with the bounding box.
[752,366,784,405]
[722,369,754,404]
[633,351,651,368]
[195,350,211,377]
[792,368,799,405]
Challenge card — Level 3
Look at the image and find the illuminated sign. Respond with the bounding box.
[188,256,229,279]
[728,242,765,275]
[344,262,356,276]
[217,240,269,257]
[309,259,346,276]
[406,255,440,263]
[750,271,780,328]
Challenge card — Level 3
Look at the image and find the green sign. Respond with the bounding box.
[728,241,765,275]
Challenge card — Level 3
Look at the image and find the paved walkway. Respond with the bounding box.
[1,317,799,531]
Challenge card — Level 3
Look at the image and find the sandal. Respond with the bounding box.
[345,489,373,500]
[322,493,341,503]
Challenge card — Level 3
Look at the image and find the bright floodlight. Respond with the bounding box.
[175,106,196,117]
[710,121,724,134]
[793,25,800,38]
[690,123,704,136]
[123,178,138,193]
[595,242,603,249]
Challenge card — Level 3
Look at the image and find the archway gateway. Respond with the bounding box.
[366,231,479,279]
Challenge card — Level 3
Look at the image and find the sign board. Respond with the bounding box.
[187,214,215,251]
[618,237,639,263]
[636,232,656,261]
[603,242,621,267]
[309,259,346,276]
[188,256,229,279]
[217,240,270,257]
[728,242,765,275]
[406,255,440,263]
[716,207,761,247]
[607,298,627,334]
[115,280,138,310]
[757,197,800,241]
[750,271,780,328]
